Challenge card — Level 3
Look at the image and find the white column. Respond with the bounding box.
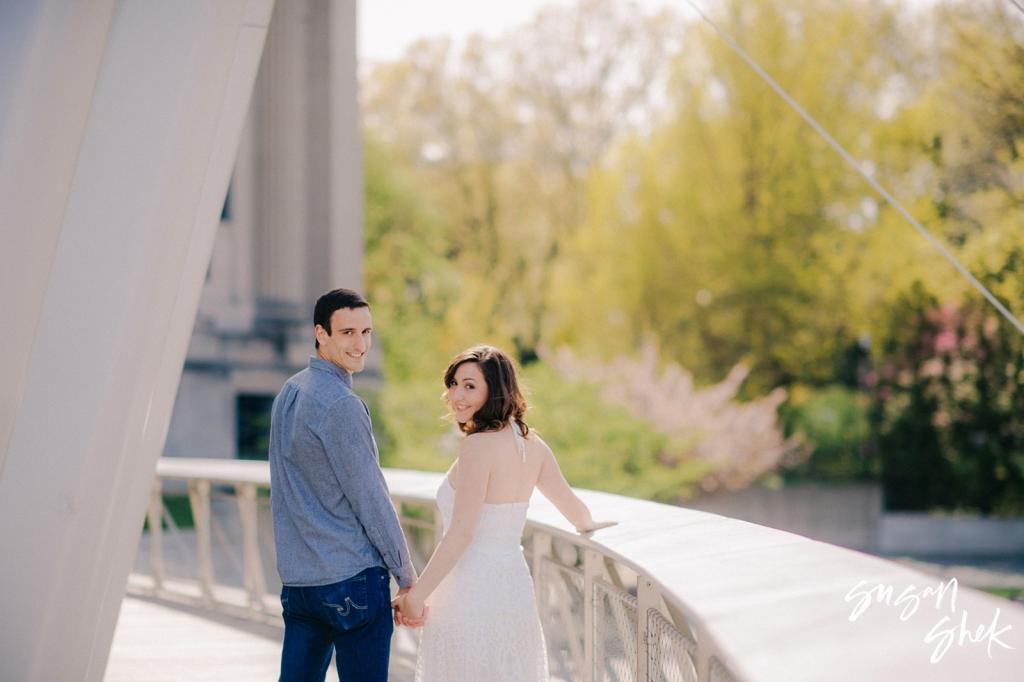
[251,0,309,309]
[0,1,274,680]
[329,0,364,292]
[245,0,362,315]
[0,0,117,481]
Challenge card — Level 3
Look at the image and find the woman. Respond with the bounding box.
[392,345,615,681]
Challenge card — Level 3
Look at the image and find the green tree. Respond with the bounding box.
[361,0,679,361]
[866,1,1024,513]
[363,135,457,380]
[553,0,909,392]
[873,286,1024,514]
[360,0,1024,503]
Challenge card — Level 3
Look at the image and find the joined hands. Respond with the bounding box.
[391,585,428,628]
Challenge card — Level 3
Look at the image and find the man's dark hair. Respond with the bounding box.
[313,288,369,349]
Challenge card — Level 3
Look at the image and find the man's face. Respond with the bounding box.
[316,306,373,374]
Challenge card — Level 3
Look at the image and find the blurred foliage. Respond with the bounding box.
[360,387,397,467]
[522,363,713,502]
[363,137,459,382]
[552,0,912,393]
[362,0,681,359]
[545,345,798,493]
[780,385,874,482]
[862,1,1024,514]
[873,288,1024,515]
[362,0,1024,512]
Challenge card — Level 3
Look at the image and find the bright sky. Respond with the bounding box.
[358,0,939,64]
[358,0,675,64]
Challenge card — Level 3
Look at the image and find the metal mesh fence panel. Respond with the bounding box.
[594,580,638,682]
[647,608,698,682]
[538,557,585,682]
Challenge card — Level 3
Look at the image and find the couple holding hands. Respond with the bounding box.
[270,288,614,681]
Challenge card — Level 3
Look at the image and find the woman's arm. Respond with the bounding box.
[535,438,610,533]
[400,437,490,617]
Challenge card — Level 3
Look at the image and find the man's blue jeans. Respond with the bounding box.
[279,567,393,681]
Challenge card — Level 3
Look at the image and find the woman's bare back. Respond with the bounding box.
[448,425,545,504]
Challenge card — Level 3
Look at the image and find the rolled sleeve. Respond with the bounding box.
[316,396,416,588]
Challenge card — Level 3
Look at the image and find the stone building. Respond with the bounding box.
[163,0,364,460]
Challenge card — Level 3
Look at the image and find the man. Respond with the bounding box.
[269,288,417,681]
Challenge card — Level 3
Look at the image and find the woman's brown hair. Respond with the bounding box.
[443,345,529,436]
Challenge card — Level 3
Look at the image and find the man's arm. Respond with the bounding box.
[318,395,416,588]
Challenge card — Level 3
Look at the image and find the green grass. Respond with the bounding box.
[979,586,1024,602]
[141,494,194,532]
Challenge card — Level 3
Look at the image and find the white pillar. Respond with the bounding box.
[0,0,118,484]
[328,0,364,293]
[249,0,363,312]
[251,0,309,309]
[0,1,274,680]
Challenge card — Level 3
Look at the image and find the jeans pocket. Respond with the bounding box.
[320,578,372,631]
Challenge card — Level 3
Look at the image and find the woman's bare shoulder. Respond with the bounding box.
[527,430,552,453]
[460,430,504,454]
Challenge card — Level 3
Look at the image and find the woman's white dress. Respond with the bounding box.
[413,429,549,681]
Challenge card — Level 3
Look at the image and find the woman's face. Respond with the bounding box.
[447,361,488,424]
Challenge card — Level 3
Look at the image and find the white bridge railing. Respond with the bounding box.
[135,458,1024,681]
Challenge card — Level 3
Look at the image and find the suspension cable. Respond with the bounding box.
[679,0,1024,336]
[1008,0,1024,18]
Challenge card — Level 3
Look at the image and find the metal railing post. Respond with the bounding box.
[637,576,664,682]
[583,549,601,682]
[188,478,215,603]
[236,483,268,611]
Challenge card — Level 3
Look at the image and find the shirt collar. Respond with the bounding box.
[309,355,353,388]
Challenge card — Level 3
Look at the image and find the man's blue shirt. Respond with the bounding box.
[269,356,415,588]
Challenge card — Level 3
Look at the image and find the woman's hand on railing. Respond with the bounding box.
[576,520,617,534]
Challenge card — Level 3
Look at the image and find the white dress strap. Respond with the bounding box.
[509,420,526,462]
